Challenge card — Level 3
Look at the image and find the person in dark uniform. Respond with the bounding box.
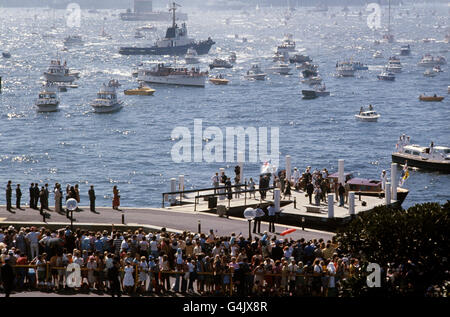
[29,183,35,209]
[16,184,22,210]
[225,178,233,200]
[1,257,15,297]
[6,181,12,211]
[306,181,314,205]
[33,183,40,210]
[88,185,96,212]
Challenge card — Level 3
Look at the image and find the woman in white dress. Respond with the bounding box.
[54,186,61,213]
[123,261,135,294]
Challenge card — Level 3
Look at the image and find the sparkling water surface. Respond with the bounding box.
[0,4,449,208]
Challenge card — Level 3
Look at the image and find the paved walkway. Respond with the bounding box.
[0,205,333,241]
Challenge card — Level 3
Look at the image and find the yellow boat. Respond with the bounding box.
[209,77,229,85]
[419,95,444,102]
[124,86,155,96]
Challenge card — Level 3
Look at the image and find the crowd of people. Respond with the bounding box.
[212,166,350,208]
[4,181,122,214]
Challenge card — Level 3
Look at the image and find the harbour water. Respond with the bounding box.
[0,4,448,208]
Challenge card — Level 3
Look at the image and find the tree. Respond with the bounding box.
[335,201,450,296]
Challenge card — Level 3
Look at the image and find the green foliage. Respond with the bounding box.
[336,201,450,296]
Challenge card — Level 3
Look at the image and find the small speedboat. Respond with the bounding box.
[377,71,395,81]
[209,58,233,69]
[355,109,380,122]
[423,69,436,77]
[244,64,266,80]
[419,94,444,102]
[209,75,229,85]
[124,83,155,95]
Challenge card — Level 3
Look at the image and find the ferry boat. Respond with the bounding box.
[119,3,214,56]
[44,60,77,83]
[327,172,409,205]
[244,64,266,80]
[268,62,291,75]
[392,143,450,173]
[400,44,411,56]
[289,54,311,64]
[276,34,296,54]
[137,63,208,87]
[35,83,60,112]
[91,80,123,113]
[209,58,233,69]
[419,94,444,102]
[63,35,84,46]
[184,48,199,64]
[377,71,395,81]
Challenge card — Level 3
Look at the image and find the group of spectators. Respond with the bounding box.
[0,223,404,297]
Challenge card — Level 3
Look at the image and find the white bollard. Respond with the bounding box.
[349,191,355,215]
[328,194,334,218]
[385,182,391,205]
[274,189,281,213]
[338,159,345,186]
[237,152,244,184]
[178,175,184,192]
[391,163,397,201]
[285,155,292,183]
[170,178,177,204]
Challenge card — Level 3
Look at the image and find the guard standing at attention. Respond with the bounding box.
[16,184,22,210]
[88,185,96,212]
[29,183,35,209]
[6,181,12,211]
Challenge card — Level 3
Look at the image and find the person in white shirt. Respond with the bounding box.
[211,172,220,194]
[26,227,40,259]
[380,170,387,191]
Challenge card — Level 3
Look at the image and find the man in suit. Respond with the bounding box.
[6,181,12,211]
[88,185,96,212]
[16,184,22,210]
[33,183,40,209]
[39,187,46,215]
[29,183,35,208]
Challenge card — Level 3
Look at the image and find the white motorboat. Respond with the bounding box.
[392,142,450,173]
[43,59,77,83]
[418,55,447,67]
[386,62,402,73]
[138,63,208,87]
[91,80,123,113]
[244,64,267,80]
[336,64,355,77]
[35,83,60,112]
[184,48,200,64]
[276,34,296,54]
[268,62,291,75]
[302,75,322,85]
[63,35,84,46]
[423,69,436,77]
[355,107,380,122]
[377,71,395,81]
[373,51,383,59]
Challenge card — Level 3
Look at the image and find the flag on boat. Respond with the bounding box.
[399,162,409,187]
